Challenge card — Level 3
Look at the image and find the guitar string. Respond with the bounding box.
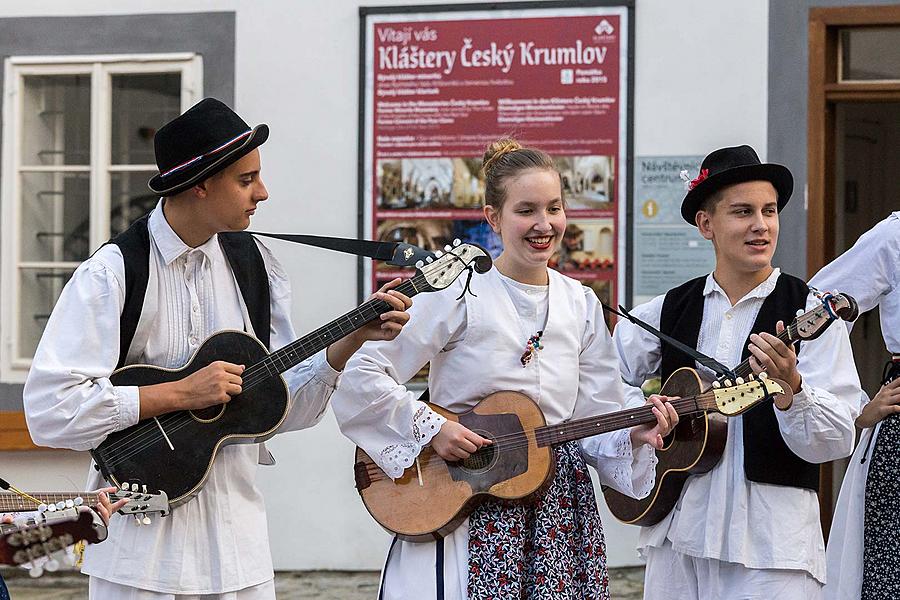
[98,275,426,458]
[98,261,472,468]
[98,293,417,467]
[356,390,768,481]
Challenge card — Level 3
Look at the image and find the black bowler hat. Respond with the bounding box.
[148,98,269,197]
[680,145,793,225]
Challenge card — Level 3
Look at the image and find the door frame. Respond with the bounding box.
[807,4,900,538]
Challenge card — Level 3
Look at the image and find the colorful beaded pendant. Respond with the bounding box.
[520,330,544,367]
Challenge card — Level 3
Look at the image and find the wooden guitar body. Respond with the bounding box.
[91,330,288,507]
[354,391,552,542]
[602,367,727,526]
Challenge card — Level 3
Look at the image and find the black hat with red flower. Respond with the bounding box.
[680,145,793,225]
[148,98,269,197]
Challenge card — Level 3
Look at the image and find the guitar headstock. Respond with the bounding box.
[414,240,492,292]
[793,291,859,341]
[0,508,105,576]
[111,482,170,524]
[712,374,790,416]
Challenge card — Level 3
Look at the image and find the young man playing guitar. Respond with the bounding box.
[22,98,411,599]
[613,145,861,599]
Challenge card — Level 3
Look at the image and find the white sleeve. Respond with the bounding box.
[331,282,467,479]
[256,241,341,434]
[577,288,657,499]
[809,215,900,321]
[612,294,667,407]
[23,249,141,450]
[773,293,863,462]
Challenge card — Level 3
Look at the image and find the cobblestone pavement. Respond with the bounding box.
[1,567,645,599]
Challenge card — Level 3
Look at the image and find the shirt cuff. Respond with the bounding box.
[117,385,141,430]
[310,349,342,388]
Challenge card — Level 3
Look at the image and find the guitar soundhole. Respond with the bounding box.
[461,443,497,473]
[190,404,226,423]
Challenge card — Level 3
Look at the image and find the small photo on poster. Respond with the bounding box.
[550,218,615,274]
[377,157,486,211]
[556,155,615,210]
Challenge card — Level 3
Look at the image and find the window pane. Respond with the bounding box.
[110,171,159,236]
[21,75,91,166]
[18,267,75,359]
[111,73,181,165]
[841,28,900,81]
[20,172,90,262]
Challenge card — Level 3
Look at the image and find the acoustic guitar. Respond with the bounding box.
[601,291,859,526]
[353,374,789,541]
[91,242,492,507]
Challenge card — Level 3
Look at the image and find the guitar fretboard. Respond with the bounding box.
[0,492,100,513]
[535,393,719,447]
[241,275,426,389]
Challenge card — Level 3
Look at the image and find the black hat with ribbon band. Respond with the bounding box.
[148,98,269,197]
[680,144,793,225]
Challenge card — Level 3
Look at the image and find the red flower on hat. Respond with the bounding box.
[689,168,709,191]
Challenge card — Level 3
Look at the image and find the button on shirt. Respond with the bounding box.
[23,201,340,594]
[613,269,861,583]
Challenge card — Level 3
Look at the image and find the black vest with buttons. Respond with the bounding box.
[659,272,819,492]
[107,213,271,370]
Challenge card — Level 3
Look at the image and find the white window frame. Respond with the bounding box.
[1,53,203,382]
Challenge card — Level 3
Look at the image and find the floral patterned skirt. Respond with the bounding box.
[862,360,900,600]
[467,441,608,600]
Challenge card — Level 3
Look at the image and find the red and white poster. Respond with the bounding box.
[360,3,632,311]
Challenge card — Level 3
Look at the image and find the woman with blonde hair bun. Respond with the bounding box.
[332,138,678,599]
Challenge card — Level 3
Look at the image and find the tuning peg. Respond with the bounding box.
[73,497,83,506]
[45,557,60,572]
[712,381,721,389]
[46,503,57,512]
[37,504,48,514]
[415,260,424,269]
[55,501,66,510]
[434,250,443,258]
[142,485,149,494]
[723,379,732,387]
[443,245,452,252]
[133,515,143,527]
[736,377,744,385]
[64,499,75,509]
[142,515,152,525]
[122,483,131,491]
[425,256,433,263]
[759,372,768,379]
[453,239,461,246]
[28,564,43,578]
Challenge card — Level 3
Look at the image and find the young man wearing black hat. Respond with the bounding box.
[22,98,412,599]
[613,146,861,599]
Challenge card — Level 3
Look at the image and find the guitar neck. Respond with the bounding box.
[535,393,719,447]
[245,275,425,380]
[732,321,800,380]
[0,492,99,513]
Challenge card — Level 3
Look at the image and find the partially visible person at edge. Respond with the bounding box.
[21,98,412,600]
[613,145,861,600]
[811,212,900,600]
[331,138,679,599]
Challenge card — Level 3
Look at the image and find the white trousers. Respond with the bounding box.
[88,577,275,600]
[642,544,822,600]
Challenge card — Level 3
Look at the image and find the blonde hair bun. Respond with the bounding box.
[482,138,523,177]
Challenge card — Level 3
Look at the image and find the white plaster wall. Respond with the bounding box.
[0,0,769,570]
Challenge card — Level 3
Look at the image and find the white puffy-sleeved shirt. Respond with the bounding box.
[613,268,861,584]
[811,212,900,600]
[332,266,656,599]
[23,201,340,594]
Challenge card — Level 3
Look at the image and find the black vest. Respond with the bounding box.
[107,214,271,369]
[659,273,819,492]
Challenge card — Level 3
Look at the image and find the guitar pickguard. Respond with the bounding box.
[448,412,529,493]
